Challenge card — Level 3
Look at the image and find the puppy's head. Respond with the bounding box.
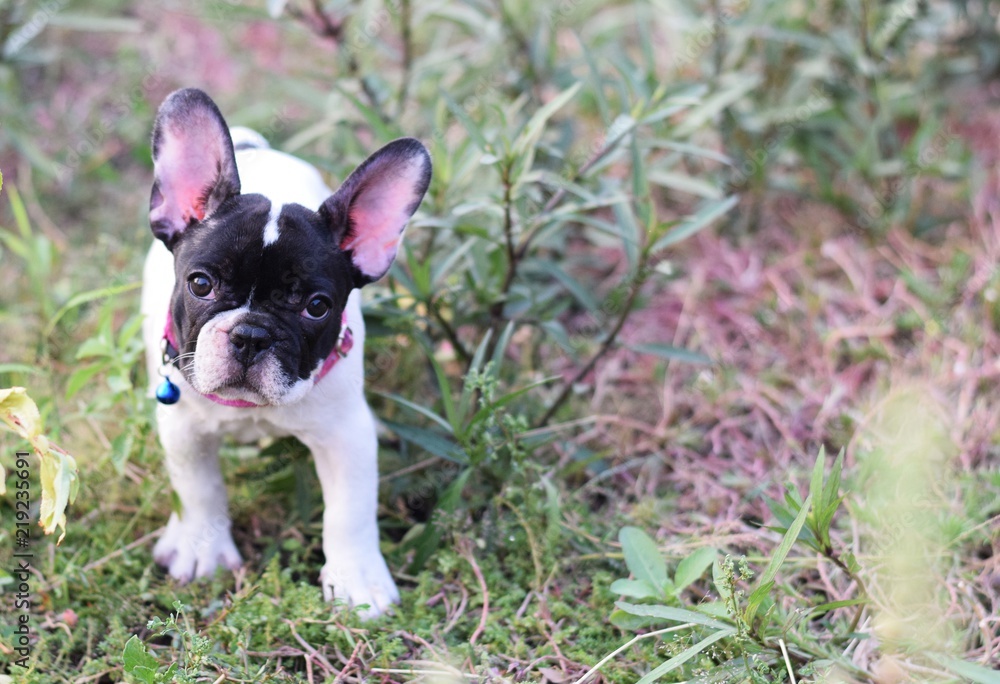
[149,88,431,406]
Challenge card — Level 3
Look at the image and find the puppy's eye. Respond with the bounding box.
[188,273,215,300]
[302,296,331,320]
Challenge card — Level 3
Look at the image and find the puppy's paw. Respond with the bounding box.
[320,551,400,620]
[152,512,243,583]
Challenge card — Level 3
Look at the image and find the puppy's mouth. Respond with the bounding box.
[186,361,285,406]
[182,311,318,407]
[207,374,270,403]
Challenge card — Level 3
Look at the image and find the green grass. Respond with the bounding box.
[1,0,999,682]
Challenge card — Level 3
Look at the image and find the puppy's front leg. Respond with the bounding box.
[304,405,399,619]
[152,405,242,582]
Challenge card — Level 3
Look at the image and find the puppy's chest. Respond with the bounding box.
[211,412,293,444]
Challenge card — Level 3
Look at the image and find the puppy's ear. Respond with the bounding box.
[319,138,431,286]
[149,88,240,250]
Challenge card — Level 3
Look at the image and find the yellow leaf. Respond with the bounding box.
[0,386,78,543]
[38,448,78,543]
[0,386,43,440]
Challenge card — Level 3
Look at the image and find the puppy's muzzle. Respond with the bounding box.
[229,322,273,367]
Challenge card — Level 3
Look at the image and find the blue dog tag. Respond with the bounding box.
[156,377,181,405]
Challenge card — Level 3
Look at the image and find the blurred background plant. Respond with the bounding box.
[0,0,997,682]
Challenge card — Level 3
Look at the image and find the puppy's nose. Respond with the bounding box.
[229,323,273,365]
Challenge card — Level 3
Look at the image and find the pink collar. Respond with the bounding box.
[163,311,353,408]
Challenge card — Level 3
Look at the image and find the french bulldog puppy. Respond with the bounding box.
[141,88,431,618]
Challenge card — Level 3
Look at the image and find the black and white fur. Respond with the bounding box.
[141,88,431,617]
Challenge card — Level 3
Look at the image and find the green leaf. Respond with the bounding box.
[806,598,866,617]
[745,493,812,627]
[409,250,433,298]
[381,419,468,464]
[0,363,44,376]
[468,376,558,427]
[841,551,861,575]
[651,195,739,253]
[638,85,706,125]
[375,392,452,431]
[808,445,827,517]
[128,667,158,684]
[610,578,661,600]
[117,313,145,347]
[619,527,669,593]
[539,319,574,354]
[784,488,803,509]
[577,31,611,124]
[490,320,516,377]
[807,446,833,547]
[122,635,159,675]
[648,170,723,199]
[636,629,735,684]
[609,608,660,630]
[431,237,477,287]
[457,330,492,421]
[712,559,732,603]
[407,467,472,572]
[673,547,718,593]
[0,230,29,262]
[615,602,731,630]
[512,81,582,156]
[107,372,133,396]
[654,139,730,163]
[426,343,459,431]
[75,336,112,360]
[625,343,711,365]
[698,601,731,619]
[540,473,561,544]
[763,495,796,528]
[534,261,600,312]
[744,580,775,616]
[631,134,651,228]
[824,448,845,513]
[334,86,395,141]
[673,73,761,138]
[611,198,641,270]
[65,363,106,399]
[8,185,31,239]
[45,281,141,337]
[930,654,1000,684]
[441,89,490,152]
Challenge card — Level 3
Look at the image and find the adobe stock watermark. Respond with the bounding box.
[537,0,586,26]
[873,0,919,52]
[56,65,166,184]
[729,86,830,189]
[433,0,589,123]
[2,0,69,59]
[555,112,635,188]
[672,0,750,70]
[232,104,295,164]
[855,127,958,229]
[347,0,403,51]
[10,451,35,669]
